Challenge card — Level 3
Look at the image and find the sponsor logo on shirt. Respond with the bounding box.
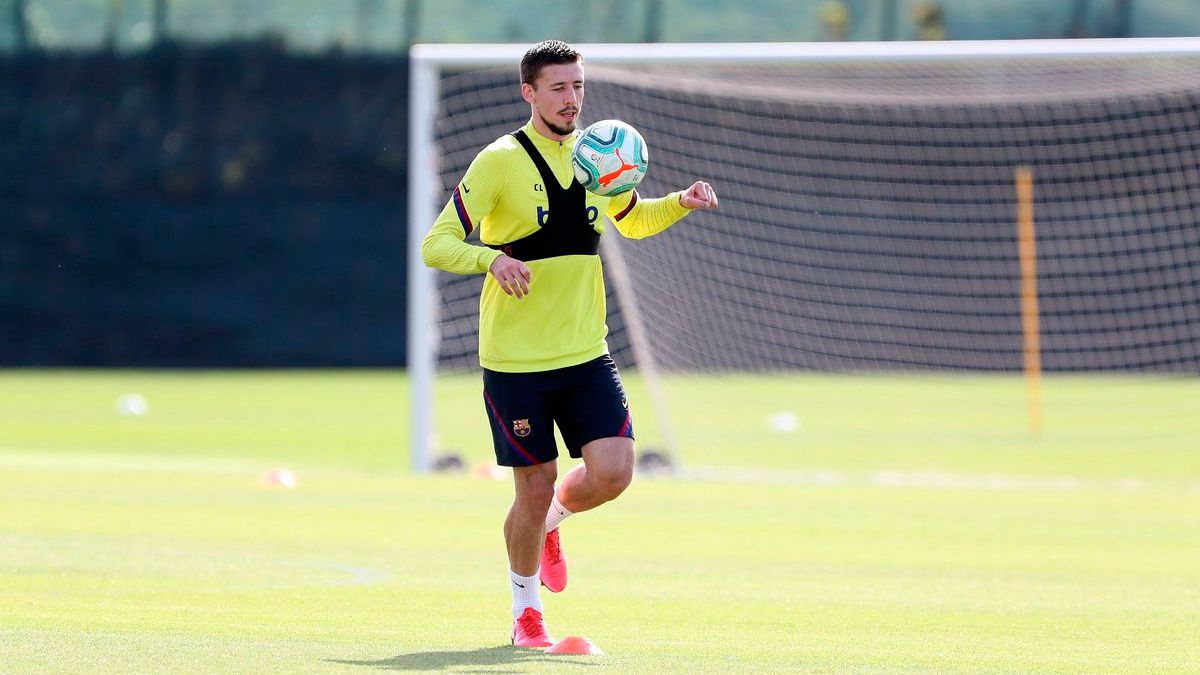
[535,205,600,227]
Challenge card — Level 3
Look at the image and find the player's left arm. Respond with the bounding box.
[606,181,718,240]
[677,181,718,210]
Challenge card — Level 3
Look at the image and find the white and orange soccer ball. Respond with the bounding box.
[572,119,649,197]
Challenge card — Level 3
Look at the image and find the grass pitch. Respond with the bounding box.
[1,370,1198,673]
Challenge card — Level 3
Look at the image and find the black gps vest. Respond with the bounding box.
[486,129,600,262]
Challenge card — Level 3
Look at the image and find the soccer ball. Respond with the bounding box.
[572,119,649,197]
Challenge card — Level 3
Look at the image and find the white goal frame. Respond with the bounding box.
[407,37,1200,473]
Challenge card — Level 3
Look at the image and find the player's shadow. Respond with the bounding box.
[329,645,600,671]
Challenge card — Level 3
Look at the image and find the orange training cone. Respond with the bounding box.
[546,636,603,655]
[257,467,298,489]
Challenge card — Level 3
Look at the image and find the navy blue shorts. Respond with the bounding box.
[482,355,634,467]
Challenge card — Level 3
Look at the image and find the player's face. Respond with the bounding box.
[523,62,585,140]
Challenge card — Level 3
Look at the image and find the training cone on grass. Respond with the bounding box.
[546,636,602,655]
[257,467,297,489]
[471,463,507,480]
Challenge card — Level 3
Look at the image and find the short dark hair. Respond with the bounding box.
[520,39,583,87]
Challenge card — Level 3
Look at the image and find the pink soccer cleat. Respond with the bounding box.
[539,528,568,593]
[511,607,554,648]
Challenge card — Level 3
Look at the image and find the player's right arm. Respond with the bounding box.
[421,148,533,298]
[420,151,505,276]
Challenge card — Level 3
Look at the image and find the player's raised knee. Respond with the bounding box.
[593,462,633,501]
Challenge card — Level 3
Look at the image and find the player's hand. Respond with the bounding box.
[489,255,532,299]
[679,181,718,210]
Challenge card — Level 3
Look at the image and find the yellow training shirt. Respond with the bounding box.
[421,119,692,373]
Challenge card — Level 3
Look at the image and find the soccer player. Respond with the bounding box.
[421,39,717,648]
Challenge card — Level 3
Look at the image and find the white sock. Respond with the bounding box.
[544,492,574,532]
[510,569,542,617]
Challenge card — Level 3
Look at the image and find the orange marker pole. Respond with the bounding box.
[1015,166,1041,438]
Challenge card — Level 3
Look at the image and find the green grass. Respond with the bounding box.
[1,370,1198,673]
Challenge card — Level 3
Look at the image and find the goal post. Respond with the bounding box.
[408,38,1200,473]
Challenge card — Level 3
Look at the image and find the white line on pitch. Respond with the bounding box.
[676,465,1200,493]
[0,447,262,474]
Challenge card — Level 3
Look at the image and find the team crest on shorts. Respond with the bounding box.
[512,419,532,437]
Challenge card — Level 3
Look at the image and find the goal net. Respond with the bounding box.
[409,40,1200,474]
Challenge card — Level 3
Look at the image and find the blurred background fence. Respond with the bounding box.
[2,46,409,366]
[3,0,1199,52]
[2,0,1198,367]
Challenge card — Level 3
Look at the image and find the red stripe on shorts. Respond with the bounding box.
[483,389,539,465]
[617,411,632,438]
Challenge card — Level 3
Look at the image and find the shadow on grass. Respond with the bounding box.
[329,645,601,671]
